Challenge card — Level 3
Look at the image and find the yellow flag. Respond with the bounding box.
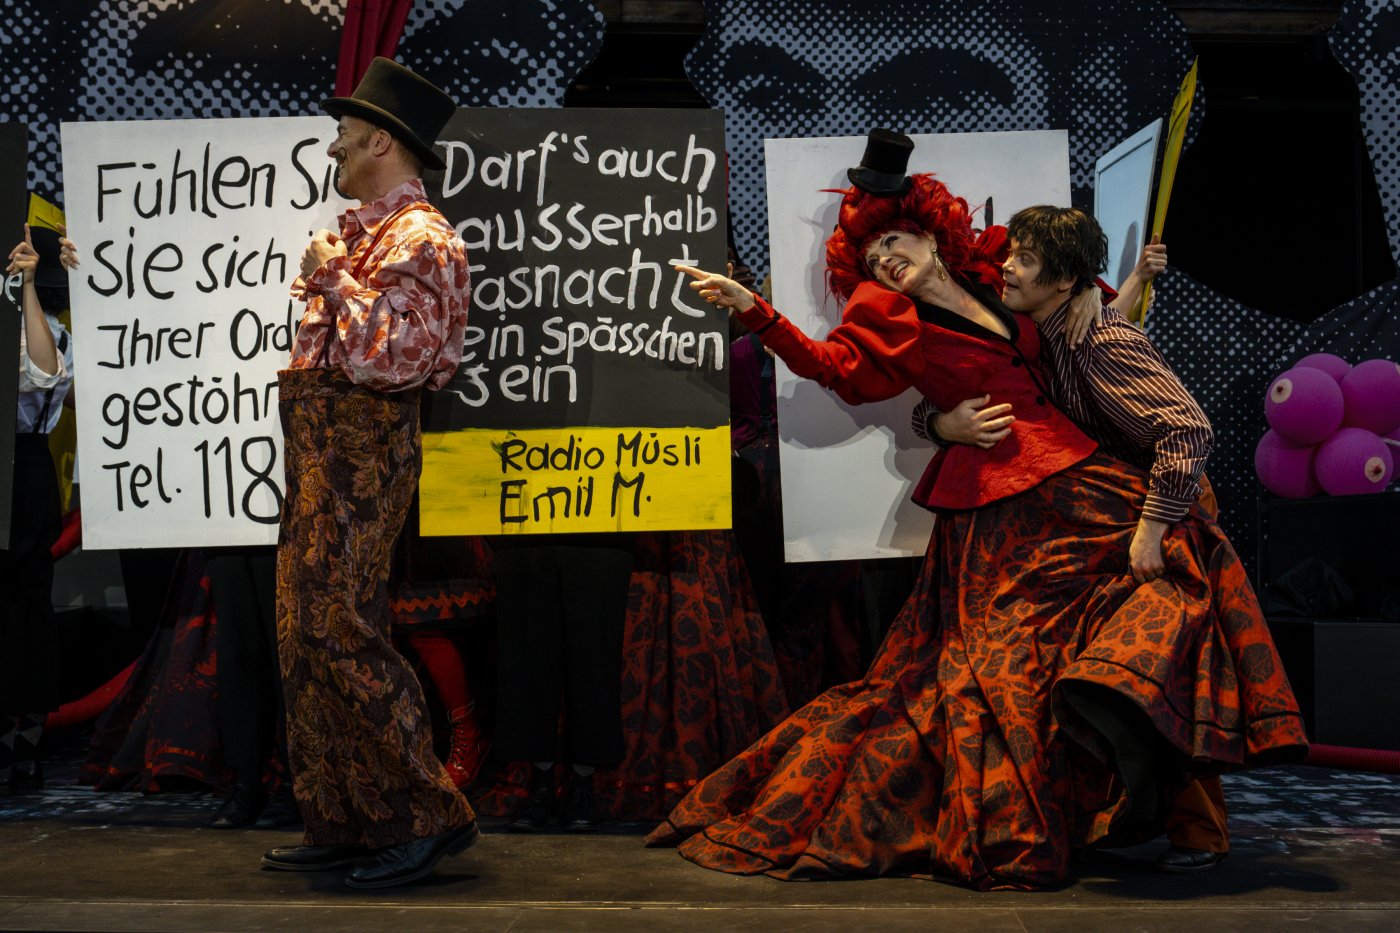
[1134,58,1197,327]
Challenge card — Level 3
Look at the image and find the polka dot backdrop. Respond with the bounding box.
[0,0,605,208]
[0,0,343,207]
[1157,272,1400,582]
[1331,1,1400,267]
[683,0,1197,284]
[397,0,605,108]
[685,0,1398,582]
[1145,269,1306,575]
[1149,0,1400,579]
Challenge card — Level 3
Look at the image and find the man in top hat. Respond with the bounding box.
[260,57,475,889]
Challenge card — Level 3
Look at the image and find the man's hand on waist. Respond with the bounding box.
[302,230,348,279]
[935,395,1015,449]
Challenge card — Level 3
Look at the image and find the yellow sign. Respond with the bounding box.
[27,193,65,232]
[1136,58,1197,327]
[420,425,731,535]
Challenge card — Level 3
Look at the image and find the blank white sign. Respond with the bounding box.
[764,131,1070,562]
[1094,120,1161,295]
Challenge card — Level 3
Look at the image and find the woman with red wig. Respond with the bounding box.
[648,130,1306,890]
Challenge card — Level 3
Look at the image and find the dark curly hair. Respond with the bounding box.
[824,173,1003,301]
[35,284,68,317]
[1005,205,1107,297]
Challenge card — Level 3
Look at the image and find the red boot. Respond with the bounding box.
[443,703,489,789]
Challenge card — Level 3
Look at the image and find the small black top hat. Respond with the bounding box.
[30,226,68,290]
[322,58,457,172]
[848,128,915,197]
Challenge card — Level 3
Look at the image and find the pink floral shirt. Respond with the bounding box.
[289,179,470,392]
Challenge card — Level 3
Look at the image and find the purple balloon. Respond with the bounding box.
[1340,358,1400,435]
[1296,353,1352,383]
[1315,427,1394,496]
[1254,430,1321,498]
[1265,366,1345,446]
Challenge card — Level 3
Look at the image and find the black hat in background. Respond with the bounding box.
[321,57,457,172]
[30,226,67,289]
[848,128,915,197]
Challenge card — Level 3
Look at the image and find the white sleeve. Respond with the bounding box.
[18,320,68,394]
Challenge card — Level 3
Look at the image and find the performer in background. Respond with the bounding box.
[206,544,300,830]
[0,224,77,795]
[916,212,1229,872]
[494,531,635,833]
[653,130,1306,890]
[261,57,475,890]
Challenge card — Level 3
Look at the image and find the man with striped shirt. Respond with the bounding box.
[918,206,1228,875]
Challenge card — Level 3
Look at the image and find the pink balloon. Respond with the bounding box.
[1254,430,1321,498]
[1315,427,1394,496]
[1340,358,1400,435]
[1265,366,1345,445]
[1295,353,1352,383]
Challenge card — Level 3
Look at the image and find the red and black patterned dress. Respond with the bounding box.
[646,274,1307,891]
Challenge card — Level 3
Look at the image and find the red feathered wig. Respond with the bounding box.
[825,173,1006,302]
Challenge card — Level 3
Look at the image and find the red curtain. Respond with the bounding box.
[335,0,416,97]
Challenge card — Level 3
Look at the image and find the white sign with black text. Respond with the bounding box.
[63,117,349,549]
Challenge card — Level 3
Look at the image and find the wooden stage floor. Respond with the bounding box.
[3,743,1399,932]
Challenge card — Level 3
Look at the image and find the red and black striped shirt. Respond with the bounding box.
[1036,301,1213,522]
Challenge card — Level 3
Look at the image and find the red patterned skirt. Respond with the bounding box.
[83,550,229,792]
[646,452,1307,890]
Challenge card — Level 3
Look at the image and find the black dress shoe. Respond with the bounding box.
[343,822,480,889]
[261,843,372,871]
[508,786,556,832]
[254,785,303,829]
[1157,845,1228,874]
[562,784,601,832]
[211,783,268,829]
[8,760,43,795]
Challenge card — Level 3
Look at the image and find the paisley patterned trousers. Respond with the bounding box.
[276,369,473,848]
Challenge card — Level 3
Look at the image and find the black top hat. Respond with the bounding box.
[322,58,457,172]
[30,226,68,290]
[848,128,915,197]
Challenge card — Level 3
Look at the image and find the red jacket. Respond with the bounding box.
[736,280,1097,512]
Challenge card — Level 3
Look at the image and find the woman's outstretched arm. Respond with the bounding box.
[677,265,923,406]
